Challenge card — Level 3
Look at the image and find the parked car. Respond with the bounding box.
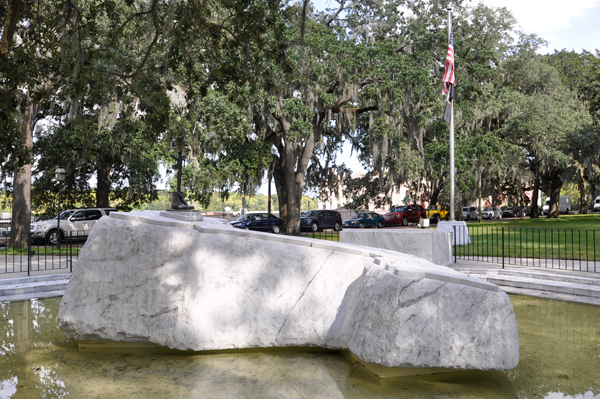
[501,206,523,218]
[229,212,285,234]
[462,206,478,221]
[384,204,427,226]
[0,228,10,247]
[30,208,116,245]
[594,196,600,212]
[343,212,385,229]
[427,205,449,223]
[482,207,502,219]
[300,210,343,232]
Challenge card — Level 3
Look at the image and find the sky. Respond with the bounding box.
[477,0,600,54]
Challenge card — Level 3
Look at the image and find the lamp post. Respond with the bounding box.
[54,167,66,249]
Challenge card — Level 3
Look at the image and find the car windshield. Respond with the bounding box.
[350,213,366,219]
[484,207,492,211]
[428,205,439,210]
[235,214,259,222]
[54,210,75,221]
[394,206,407,212]
[302,211,320,218]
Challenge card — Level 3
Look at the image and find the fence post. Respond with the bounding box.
[502,227,505,269]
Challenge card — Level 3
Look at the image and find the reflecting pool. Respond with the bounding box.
[1,295,600,398]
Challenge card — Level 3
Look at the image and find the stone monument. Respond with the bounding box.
[57,211,519,376]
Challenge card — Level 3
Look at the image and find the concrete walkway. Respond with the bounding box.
[451,259,600,306]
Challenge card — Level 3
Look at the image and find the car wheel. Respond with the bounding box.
[272,225,280,234]
[377,221,384,228]
[333,222,341,231]
[46,230,62,246]
[311,222,318,232]
[401,217,408,226]
[465,214,470,221]
[359,223,365,228]
[434,214,440,224]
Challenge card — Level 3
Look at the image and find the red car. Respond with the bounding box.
[383,204,427,226]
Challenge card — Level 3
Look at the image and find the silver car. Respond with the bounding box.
[31,208,116,245]
[482,207,502,219]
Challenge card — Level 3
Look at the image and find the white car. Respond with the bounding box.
[31,208,116,245]
[593,196,600,212]
[482,207,502,219]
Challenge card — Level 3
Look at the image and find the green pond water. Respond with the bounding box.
[1,295,599,399]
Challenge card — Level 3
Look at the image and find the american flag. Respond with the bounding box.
[442,27,455,95]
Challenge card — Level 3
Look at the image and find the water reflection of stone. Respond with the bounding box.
[1,296,600,398]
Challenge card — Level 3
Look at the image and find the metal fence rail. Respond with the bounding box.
[0,231,89,275]
[299,229,341,242]
[454,225,600,273]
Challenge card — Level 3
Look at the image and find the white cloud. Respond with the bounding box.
[477,0,599,31]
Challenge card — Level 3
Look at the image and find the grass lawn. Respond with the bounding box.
[0,245,82,257]
[445,213,600,262]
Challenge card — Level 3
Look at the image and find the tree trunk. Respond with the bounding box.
[96,155,111,207]
[577,165,587,214]
[429,180,443,206]
[267,172,272,215]
[490,178,498,207]
[273,156,288,231]
[282,143,302,235]
[531,167,540,219]
[0,0,23,56]
[547,169,563,218]
[11,102,36,248]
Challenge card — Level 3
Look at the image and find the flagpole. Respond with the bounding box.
[447,4,455,221]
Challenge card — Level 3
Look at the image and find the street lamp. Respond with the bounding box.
[54,167,66,249]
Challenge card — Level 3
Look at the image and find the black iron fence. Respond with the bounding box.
[0,231,89,275]
[453,225,600,273]
[299,229,341,242]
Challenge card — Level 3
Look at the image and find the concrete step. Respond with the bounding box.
[456,268,600,287]
[496,269,600,287]
[0,273,70,302]
[0,289,65,302]
[481,275,600,299]
[462,273,600,298]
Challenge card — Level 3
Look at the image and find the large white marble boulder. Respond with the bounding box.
[57,211,519,372]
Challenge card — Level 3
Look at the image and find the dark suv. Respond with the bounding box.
[300,210,343,232]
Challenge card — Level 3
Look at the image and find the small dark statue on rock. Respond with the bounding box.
[171,143,194,211]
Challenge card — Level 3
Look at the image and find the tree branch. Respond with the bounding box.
[326,0,346,27]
